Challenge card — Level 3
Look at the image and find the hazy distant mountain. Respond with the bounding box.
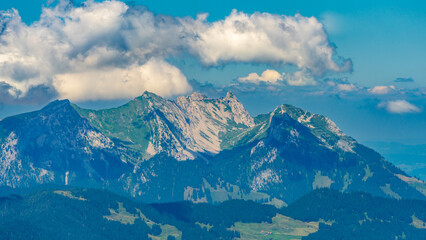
[365,141,426,181]
[0,92,425,204]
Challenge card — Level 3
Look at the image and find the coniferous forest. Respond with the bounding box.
[0,187,425,240]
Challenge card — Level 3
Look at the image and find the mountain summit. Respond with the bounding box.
[0,92,425,204]
[74,91,254,161]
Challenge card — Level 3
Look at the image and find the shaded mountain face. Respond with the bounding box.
[0,100,132,188]
[0,92,425,204]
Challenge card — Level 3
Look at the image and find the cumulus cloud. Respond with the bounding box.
[0,1,189,102]
[369,85,396,95]
[283,70,316,86]
[238,69,316,86]
[394,77,414,83]
[184,10,352,75]
[337,83,357,92]
[238,69,282,84]
[53,58,191,101]
[378,100,421,114]
[0,0,351,103]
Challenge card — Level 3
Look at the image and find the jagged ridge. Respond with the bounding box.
[74,91,254,160]
[0,91,425,204]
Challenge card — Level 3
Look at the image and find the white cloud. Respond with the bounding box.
[53,58,191,101]
[0,1,351,102]
[238,69,282,84]
[378,100,421,114]
[0,1,189,101]
[337,83,357,92]
[238,69,316,86]
[369,85,396,95]
[283,70,316,86]
[184,10,351,75]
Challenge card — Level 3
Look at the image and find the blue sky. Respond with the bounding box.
[0,0,425,146]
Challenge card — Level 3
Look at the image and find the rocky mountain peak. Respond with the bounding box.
[273,104,356,153]
[42,99,71,111]
[220,92,255,127]
[224,91,237,100]
[188,92,208,101]
[137,91,163,101]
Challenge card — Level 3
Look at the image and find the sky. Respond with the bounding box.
[0,0,425,147]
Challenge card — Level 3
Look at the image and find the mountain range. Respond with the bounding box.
[0,91,425,205]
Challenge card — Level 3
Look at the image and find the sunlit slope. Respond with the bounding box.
[0,92,425,204]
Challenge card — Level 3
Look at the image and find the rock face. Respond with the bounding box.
[0,100,132,188]
[0,91,425,204]
[74,91,254,161]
